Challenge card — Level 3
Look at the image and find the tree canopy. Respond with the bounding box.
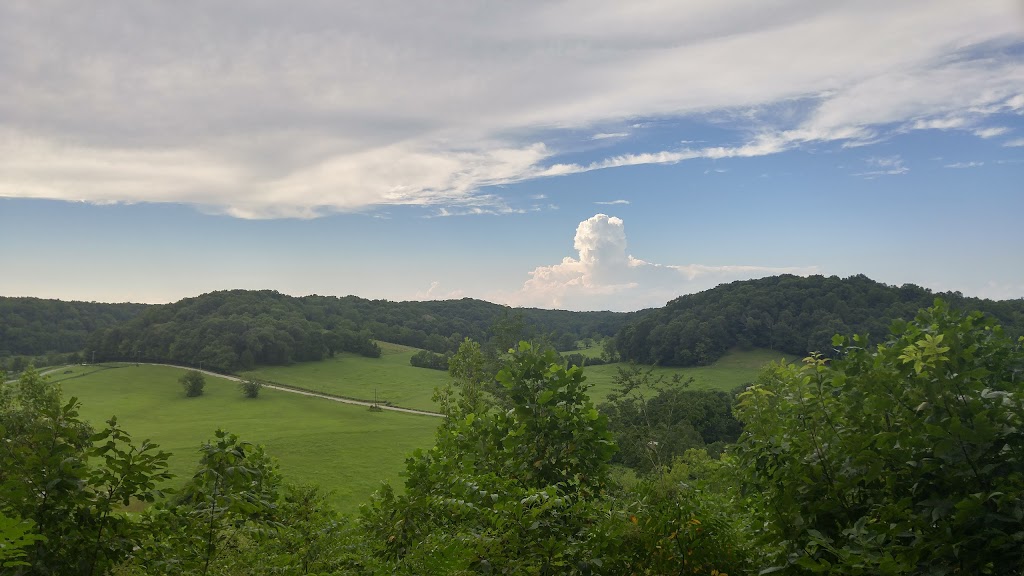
[613,274,1024,367]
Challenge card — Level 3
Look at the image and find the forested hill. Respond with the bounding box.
[613,274,1024,366]
[0,297,147,356]
[83,290,638,371]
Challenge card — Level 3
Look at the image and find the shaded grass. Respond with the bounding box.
[240,341,448,412]
[58,364,438,513]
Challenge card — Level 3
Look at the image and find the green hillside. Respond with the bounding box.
[56,364,438,512]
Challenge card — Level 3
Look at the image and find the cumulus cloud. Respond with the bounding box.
[500,214,819,311]
[414,281,464,301]
[1,2,1022,218]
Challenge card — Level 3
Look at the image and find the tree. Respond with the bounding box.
[0,367,172,574]
[238,380,262,399]
[364,342,617,573]
[180,370,205,397]
[736,300,1024,574]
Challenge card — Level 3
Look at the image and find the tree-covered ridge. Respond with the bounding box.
[613,274,1024,366]
[83,290,638,372]
[0,297,146,356]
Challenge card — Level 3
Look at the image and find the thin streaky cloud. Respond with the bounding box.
[595,199,630,205]
[973,127,1010,138]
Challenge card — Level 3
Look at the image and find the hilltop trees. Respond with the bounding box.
[613,274,1024,367]
[736,301,1024,573]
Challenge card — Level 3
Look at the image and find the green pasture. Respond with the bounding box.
[238,342,791,412]
[580,348,798,405]
[240,341,448,412]
[54,364,438,513]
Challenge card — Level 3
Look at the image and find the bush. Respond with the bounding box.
[179,370,205,397]
[736,300,1024,573]
[409,349,449,370]
[238,380,262,398]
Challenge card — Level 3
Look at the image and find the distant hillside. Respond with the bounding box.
[0,297,148,356]
[8,275,1021,373]
[613,274,1024,366]
[85,290,639,371]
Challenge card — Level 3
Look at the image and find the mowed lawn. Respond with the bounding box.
[55,364,439,512]
[240,341,448,412]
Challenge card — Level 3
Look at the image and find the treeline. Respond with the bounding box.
[85,290,382,371]
[0,297,146,357]
[82,290,636,372]
[613,274,1024,366]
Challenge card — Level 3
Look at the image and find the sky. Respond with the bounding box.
[1,1,1023,312]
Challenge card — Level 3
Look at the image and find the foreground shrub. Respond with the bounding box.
[736,300,1024,574]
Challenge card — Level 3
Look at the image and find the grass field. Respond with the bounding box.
[581,348,798,405]
[54,364,438,513]
[40,346,791,512]
[237,343,794,411]
[239,341,448,412]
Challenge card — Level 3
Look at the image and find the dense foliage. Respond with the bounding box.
[0,298,146,357]
[614,274,1024,367]
[0,368,173,575]
[736,301,1024,573]
[81,290,634,372]
[599,365,743,471]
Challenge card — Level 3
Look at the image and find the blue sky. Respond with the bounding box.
[1,1,1022,311]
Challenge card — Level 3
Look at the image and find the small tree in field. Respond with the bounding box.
[180,370,205,397]
[238,380,262,399]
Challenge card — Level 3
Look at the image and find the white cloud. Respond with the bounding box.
[590,132,629,140]
[944,161,985,168]
[595,199,630,205]
[910,117,969,130]
[413,281,464,301]
[1004,138,1024,147]
[1,2,1021,218]
[854,155,909,177]
[973,126,1010,138]
[499,214,819,311]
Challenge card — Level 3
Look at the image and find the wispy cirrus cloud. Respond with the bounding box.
[0,1,1021,218]
[973,126,1011,138]
[944,161,985,169]
[853,155,909,178]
